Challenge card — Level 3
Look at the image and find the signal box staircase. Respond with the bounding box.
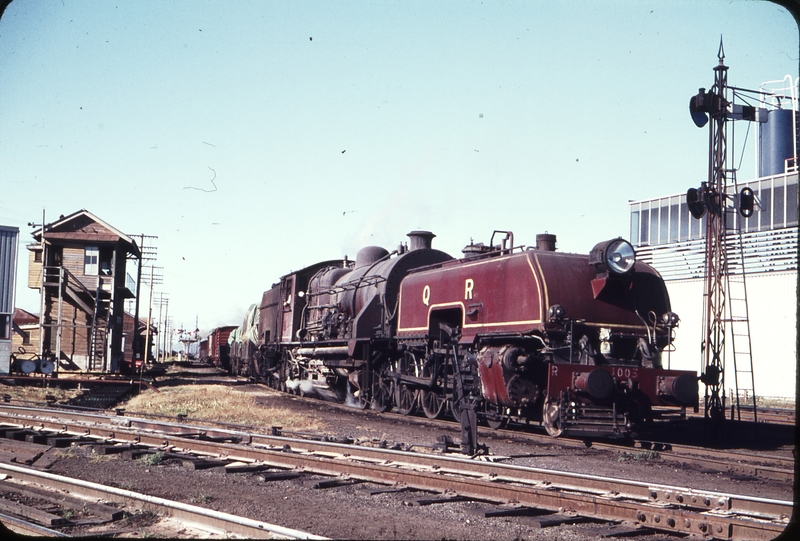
[43,267,110,372]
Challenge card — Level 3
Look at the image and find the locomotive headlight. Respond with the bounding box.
[589,238,636,276]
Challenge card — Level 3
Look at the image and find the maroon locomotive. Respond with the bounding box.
[228,230,698,443]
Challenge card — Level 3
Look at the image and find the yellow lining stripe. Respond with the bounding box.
[529,253,548,314]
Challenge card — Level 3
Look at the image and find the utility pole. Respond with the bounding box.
[129,235,157,368]
[163,301,170,360]
[141,265,163,365]
[155,293,168,362]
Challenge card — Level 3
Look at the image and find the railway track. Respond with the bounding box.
[218,384,797,483]
[0,462,326,539]
[0,403,792,540]
[684,405,796,426]
[3,377,794,483]
[42,363,794,478]
[363,405,796,483]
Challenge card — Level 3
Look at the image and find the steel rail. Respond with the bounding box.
[0,403,791,517]
[0,463,327,540]
[0,401,792,487]
[0,510,71,537]
[143,388,796,480]
[0,406,790,540]
[2,401,793,479]
[477,420,794,480]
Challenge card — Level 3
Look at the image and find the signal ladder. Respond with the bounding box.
[724,175,757,423]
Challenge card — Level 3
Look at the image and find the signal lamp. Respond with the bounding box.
[686,187,707,219]
[689,87,724,128]
[739,187,755,218]
[689,88,710,128]
[686,184,720,219]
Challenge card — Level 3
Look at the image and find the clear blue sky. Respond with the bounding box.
[1,0,797,333]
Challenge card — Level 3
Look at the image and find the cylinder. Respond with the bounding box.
[573,368,615,400]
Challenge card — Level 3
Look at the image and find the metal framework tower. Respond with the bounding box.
[688,41,765,423]
[700,44,730,422]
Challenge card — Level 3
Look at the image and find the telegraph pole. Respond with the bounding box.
[141,265,163,364]
[155,293,168,362]
[163,301,170,360]
[130,235,157,368]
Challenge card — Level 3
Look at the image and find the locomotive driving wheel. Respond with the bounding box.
[543,400,563,437]
[420,359,446,419]
[394,353,420,416]
[421,390,446,419]
[371,367,394,413]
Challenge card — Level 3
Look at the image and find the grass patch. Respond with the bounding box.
[89,453,118,463]
[757,397,795,409]
[56,448,78,460]
[140,451,165,467]
[118,385,323,432]
[189,493,213,504]
[618,450,660,463]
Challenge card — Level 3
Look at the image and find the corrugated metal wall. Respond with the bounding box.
[0,226,20,313]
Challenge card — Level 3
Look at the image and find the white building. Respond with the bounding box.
[0,226,20,374]
[630,170,798,400]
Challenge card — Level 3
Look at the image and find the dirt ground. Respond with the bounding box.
[1,367,795,539]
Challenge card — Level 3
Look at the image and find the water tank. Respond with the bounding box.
[758,108,795,177]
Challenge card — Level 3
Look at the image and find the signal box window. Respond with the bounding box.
[99,248,113,275]
[84,246,99,275]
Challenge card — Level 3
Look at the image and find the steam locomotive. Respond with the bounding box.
[224,230,698,443]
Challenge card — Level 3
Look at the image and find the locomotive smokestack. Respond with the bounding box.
[536,233,557,251]
[407,230,435,251]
